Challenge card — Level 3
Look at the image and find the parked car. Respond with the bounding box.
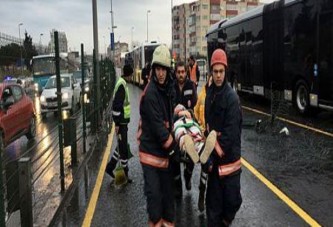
[39,73,81,118]
[73,69,93,104]
[0,83,36,148]
[72,69,91,86]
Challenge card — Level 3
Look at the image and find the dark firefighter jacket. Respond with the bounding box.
[112,77,130,126]
[174,79,198,110]
[205,81,242,168]
[138,79,176,166]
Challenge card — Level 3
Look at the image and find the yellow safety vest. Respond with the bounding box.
[113,77,131,120]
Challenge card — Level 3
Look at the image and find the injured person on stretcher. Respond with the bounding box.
[173,104,216,164]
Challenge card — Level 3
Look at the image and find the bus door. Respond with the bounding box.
[318,10,333,105]
[263,1,284,97]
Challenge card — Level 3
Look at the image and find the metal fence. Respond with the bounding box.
[0,32,116,226]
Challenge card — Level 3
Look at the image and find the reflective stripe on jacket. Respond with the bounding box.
[218,159,241,176]
[139,151,169,169]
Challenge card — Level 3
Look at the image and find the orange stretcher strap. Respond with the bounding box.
[218,159,241,176]
[139,151,169,169]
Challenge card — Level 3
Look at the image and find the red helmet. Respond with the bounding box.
[210,49,227,68]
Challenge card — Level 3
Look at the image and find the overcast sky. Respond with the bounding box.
[1,0,275,55]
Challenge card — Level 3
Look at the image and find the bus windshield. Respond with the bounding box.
[32,57,56,76]
[144,46,157,64]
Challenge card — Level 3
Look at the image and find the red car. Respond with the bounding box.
[0,82,36,148]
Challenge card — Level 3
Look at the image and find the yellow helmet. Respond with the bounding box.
[152,45,171,68]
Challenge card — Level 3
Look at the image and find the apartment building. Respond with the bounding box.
[172,0,260,60]
[49,29,68,53]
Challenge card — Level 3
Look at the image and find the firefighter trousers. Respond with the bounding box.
[206,167,242,227]
[142,165,175,224]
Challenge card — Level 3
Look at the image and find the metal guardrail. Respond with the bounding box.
[0,32,116,226]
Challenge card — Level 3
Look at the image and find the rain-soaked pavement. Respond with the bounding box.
[52,80,333,227]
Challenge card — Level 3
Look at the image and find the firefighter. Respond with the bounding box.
[172,61,197,197]
[205,49,243,226]
[137,45,176,227]
[105,64,133,184]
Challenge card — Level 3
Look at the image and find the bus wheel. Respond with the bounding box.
[232,80,238,93]
[294,80,309,114]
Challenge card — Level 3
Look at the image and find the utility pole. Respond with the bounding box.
[146,10,151,43]
[92,0,100,126]
[18,23,23,75]
[111,0,115,64]
[171,0,173,52]
[39,33,43,54]
[131,26,134,51]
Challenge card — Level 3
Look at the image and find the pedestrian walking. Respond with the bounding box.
[105,64,133,185]
[137,45,176,227]
[193,74,213,212]
[172,61,198,197]
[205,49,243,226]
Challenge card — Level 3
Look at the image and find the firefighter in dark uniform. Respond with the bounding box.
[137,45,176,227]
[105,64,133,183]
[205,49,242,226]
[172,61,197,197]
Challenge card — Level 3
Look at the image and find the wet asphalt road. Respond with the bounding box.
[54,81,333,227]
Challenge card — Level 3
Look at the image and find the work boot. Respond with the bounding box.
[200,130,217,164]
[184,170,192,191]
[183,134,199,163]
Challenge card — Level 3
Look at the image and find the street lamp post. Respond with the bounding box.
[39,33,43,54]
[131,26,134,50]
[146,10,151,43]
[18,23,23,75]
[110,0,117,63]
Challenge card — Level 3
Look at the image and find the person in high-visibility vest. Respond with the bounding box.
[187,55,200,87]
[194,74,213,212]
[105,64,133,184]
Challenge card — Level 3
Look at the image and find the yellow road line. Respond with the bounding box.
[242,105,333,138]
[82,124,115,227]
[241,157,321,227]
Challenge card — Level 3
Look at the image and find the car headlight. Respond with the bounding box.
[62,92,69,99]
[40,95,45,102]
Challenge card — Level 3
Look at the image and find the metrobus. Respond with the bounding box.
[124,42,161,87]
[32,53,69,94]
[206,0,333,114]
